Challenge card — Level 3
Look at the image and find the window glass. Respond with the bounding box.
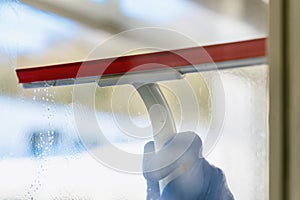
[0,0,268,199]
[0,65,268,199]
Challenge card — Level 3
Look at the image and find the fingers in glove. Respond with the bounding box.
[143,141,160,199]
[143,131,202,182]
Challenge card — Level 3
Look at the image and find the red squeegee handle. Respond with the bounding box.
[16,38,266,84]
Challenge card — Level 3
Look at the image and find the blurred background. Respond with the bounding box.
[1,0,267,101]
[0,0,268,199]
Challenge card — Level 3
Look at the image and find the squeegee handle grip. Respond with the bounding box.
[135,83,177,192]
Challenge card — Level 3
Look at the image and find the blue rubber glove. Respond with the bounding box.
[143,131,234,200]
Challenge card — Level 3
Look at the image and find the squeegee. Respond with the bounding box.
[16,38,266,191]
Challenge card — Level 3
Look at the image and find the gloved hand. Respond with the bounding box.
[143,131,234,200]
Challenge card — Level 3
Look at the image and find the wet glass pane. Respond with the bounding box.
[119,0,267,44]
[202,65,269,200]
[0,0,268,199]
[0,64,268,199]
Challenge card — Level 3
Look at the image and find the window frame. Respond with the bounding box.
[269,0,300,199]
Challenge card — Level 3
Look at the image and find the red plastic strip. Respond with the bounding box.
[16,38,266,84]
